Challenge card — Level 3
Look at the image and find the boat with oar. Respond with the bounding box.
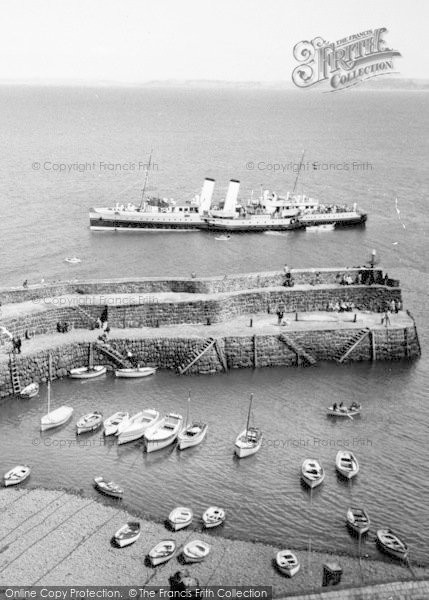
[275,549,300,577]
[178,392,208,450]
[234,393,262,458]
[3,465,31,487]
[94,476,124,499]
[182,540,210,563]
[376,529,409,560]
[69,344,106,379]
[114,366,157,378]
[40,354,74,431]
[103,411,129,436]
[327,402,361,418]
[168,507,193,531]
[20,382,39,398]
[116,409,161,445]
[148,540,176,566]
[144,412,183,453]
[346,507,370,535]
[76,411,103,434]
[301,459,325,488]
[113,522,141,547]
[336,451,359,479]
[202,506,226,529]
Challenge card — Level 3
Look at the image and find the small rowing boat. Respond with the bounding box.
[69,365,107,379]
[168,506,193,531]
[114,366,157,378]
[64,257,81,264]
[94,476,124,499]
[327,403,361,418]
[182,540,210,563]
[301,459,325,488]
[148,540,176,566]
[114,522,141,547]
[144,412,183,453]
[4,465,31,486]
[336,451,359,479]
[103,411,129,436]
[346,507,370,535]
[117,409,161,445]
[275,550,300,577]
[76,411,103,434]
[20,382,39,398]
[376,529,409,560]
[215,235,231,241]
[202,506,226,529]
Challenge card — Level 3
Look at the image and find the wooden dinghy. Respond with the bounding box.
[20,382,39,398]
[346,507,370,535]
[376,529,409,560]
[114,522,141,547]
[202,506,226,529]
[301,459,325,488]
[275,549,300,577]
[76,411,103,434]
[182,540,210,563]
[336,451,359,479]
[148,540,176,566]
[93,476,124,499]
[168,506,193,531]
[4,465,31,486]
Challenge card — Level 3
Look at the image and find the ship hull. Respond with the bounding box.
[300,213,367,228]
[89,212,207,231]
[205,220,305,232]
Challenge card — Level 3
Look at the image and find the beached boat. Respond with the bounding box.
[117,409,161,445]
[113,522,141,547]
[376,529,409,560]
[144,412,183,453]
[234,394,262,458]
[275,550,300,577]
[178,393,208,450]
[336,451,359,479]
[76,411,103,434]
[168,507,193,531]
[202,506,226,529]
[4,465,31,487]
[182,540,210,563]
[103,411,129,436]
[346,507,370,535]
[301,459,325,488]
[40,355,74,431]
[327,403,361,418]
[20,382,39,398]
[64,257,81,264]
[93,476,124,499]
[69,365,107,379]
[114,366,157,378]
[148,540,176,566]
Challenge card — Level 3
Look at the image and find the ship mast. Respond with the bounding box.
[245,393,254,437]
[138,150,153,210]
[292,149,306,194]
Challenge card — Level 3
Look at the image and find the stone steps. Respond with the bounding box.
[278,333,317,366]
[178,337,216,374]
[94,341,131,368]
[336,329,370,363]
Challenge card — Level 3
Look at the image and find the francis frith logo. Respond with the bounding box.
[292,28,401,91]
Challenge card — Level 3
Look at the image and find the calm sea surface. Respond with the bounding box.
[0,87,428,564]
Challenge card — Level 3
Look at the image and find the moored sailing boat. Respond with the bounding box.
[40,354,73,431]
[234,393,263,458]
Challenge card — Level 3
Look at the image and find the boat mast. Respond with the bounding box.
[47,352,51,415]
[292,150,306,194]
[185,391,191,428]
[88,343,93,370]
[245,393,253,436]
[138,150,153,210]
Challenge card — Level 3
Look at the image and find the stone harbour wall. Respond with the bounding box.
[0,285,401,341]
[0,268,392,305]
[0,325,420,398]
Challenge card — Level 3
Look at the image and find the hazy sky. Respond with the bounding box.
[0,0,427,83]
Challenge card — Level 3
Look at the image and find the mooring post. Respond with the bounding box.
[253,335,258,368]
[370,329,376,361]
[249,318,253,328]
[295,312,298,321]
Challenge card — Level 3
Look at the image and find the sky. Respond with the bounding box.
[0,0,427,84]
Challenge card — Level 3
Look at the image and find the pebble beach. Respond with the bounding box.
[0,489,427,596]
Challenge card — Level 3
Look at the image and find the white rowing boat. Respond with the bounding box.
[103,411,129,436]
[4,465,31,486]
[327,403,361,417]
[114,366,157,378]
[148,540,176,566]
[182,540,210,563]
[376,529,409,560]
[336,451,359,479]
[202,506,226,528]
[94,476,124,499]
[20,382,39,398]
[76,411,103,434]
[301,458,325,488]
[114,522,141,547]
[275,549,300,577]
[168,506,193,531]
[346,507,370,535]
[69,365,107,379]
[117,409,161,445]
[64,257,81,264]
[144,412,183,453]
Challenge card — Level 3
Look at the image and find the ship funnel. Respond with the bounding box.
[223,179,240,214]
[198,178,215,213]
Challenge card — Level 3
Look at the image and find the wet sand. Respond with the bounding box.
[0,489,426,595]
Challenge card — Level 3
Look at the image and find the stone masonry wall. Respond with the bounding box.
[0,325,419,398]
